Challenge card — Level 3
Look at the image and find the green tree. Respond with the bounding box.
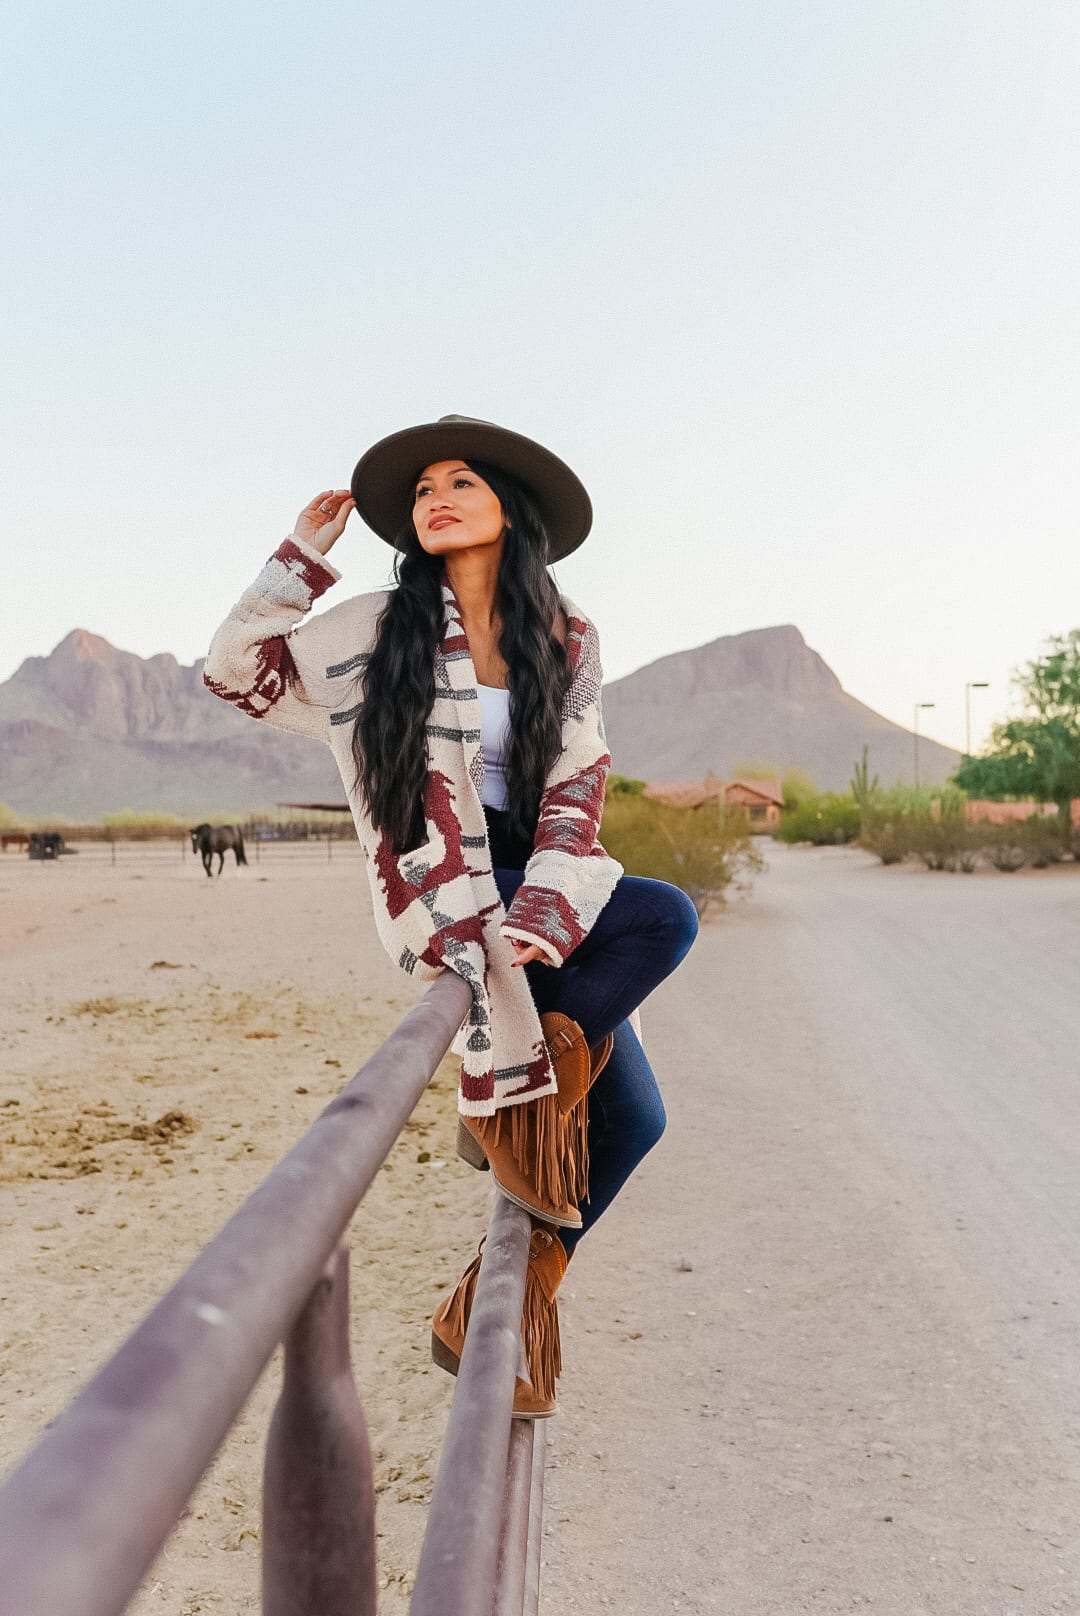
[954,629,1080,847]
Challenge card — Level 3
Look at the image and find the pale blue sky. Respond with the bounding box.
[3,1,1078,757]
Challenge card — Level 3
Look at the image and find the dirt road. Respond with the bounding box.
[543,844,1080,1615]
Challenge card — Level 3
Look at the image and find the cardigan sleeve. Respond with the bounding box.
[202,535,345,742]
[500,613,623,965]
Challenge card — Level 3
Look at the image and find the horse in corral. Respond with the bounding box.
[190,823,248,877]
[27,832,69,860]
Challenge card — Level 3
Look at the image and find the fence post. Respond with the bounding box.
[262,1247,376,1616]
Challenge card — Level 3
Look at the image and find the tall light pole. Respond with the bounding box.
[914,702,935,789]
[965,681,989,757]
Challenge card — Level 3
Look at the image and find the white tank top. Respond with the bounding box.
[476,684,511,811]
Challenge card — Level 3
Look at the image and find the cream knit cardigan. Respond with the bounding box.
[203,535,623,1115]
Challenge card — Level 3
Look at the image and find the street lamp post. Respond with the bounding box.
[914,702,935,789]
[965,681,990,758]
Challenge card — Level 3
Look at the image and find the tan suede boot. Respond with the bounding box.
[456,1014,615,1228]
[430,1226,568,1419]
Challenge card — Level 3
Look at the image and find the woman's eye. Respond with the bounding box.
[414,486,431,501]
[453,477,472,488]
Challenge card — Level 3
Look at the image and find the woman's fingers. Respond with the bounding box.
[325,493,355,538]
[509,941,553,967]
[294,489,355,553]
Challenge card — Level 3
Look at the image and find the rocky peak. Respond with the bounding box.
[610,624,843,704]
[0,631,233,743]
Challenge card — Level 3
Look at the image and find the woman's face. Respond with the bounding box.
[413,461,507,556]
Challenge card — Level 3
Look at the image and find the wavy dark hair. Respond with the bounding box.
[353,460,571,853]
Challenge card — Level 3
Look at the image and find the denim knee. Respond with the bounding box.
[647,880,699,966]
[632,1087,667,1157]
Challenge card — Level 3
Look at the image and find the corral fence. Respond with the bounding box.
[0,972,550,1616]
[3,818,362,866]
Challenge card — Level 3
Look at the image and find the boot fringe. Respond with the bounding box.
[490,1088,590,1210]
[439,1248,482,1342]
[522,1260,562,1402]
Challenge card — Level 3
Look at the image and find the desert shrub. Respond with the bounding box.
[860,785,979,869]
[859,808,910,865]
[981,823,1028,872]
[908,813,980,872]
[101,809,183,829]
[600,793,763,917]
[778,793,860,845]
[780,766,817,809]
[605,773,647,797]
[1019,814,1067,867]
[909,790,978,871]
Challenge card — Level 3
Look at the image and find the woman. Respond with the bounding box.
[204,414,698,1417]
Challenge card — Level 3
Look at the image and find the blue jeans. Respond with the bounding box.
[494,870,699,1253]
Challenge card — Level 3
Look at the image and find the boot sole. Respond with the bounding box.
[430,1331,556,1419]
[491,1180,582,1230]
[457,1122,582,1229]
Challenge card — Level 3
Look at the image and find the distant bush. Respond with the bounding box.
[601,793,762,917]
[1019,814,1067,867]
[858,808,909,865]
[858,783,1075,872]
[908,814,980,873]
[981,823,1028,872]
[780,767,817,809]
[101,809,183,828]
[605,774,647,797]
[778,793,860,845]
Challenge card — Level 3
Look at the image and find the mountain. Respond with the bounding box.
[602,624,959,790]
[0,623,959,818]
[0,631,340,818]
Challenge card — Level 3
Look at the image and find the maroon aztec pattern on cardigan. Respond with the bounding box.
[203,534,622,1114]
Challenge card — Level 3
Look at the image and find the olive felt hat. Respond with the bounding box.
[350,414,593,562]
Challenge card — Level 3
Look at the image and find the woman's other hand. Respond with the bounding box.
[510,938,554,968]
[294,490,355,555]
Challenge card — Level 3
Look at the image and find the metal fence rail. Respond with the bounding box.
[0,971,549,1616]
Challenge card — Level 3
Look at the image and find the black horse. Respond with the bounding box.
[190,823,248,877]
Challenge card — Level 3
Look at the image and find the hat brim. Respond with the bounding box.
[350,417,592,563]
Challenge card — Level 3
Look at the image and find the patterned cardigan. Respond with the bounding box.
[203,535,623,1116]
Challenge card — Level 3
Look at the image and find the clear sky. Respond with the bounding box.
[3,1,1078,757]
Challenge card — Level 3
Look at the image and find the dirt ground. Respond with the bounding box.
[4,840,1080,1615]
[0,840,492,1614]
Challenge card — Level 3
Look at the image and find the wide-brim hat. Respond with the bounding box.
[350,414,592,562]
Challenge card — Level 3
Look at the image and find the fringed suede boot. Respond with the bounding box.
[456,1013,614,1228]
[430,1226,568,1419]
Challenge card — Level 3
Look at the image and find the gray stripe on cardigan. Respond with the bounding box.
[325,650,370,678]
[427,724,481,743]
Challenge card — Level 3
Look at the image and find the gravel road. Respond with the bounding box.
[542,844,1080,1615]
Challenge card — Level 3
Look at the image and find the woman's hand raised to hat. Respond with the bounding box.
[294,490,355,555]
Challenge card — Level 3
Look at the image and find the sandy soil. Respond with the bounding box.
[0,840,491,1614]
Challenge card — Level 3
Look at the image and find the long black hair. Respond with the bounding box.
[353,460,571,852]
